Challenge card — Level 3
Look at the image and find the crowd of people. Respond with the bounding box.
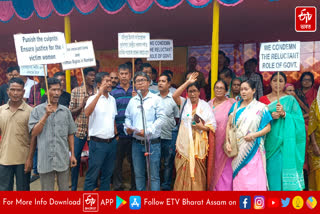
[0,50,319,191]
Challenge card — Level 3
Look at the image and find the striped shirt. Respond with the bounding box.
[110,84,133,138]
[28,103,77,174]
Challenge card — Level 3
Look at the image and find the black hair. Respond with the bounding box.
[214,80,228,91]
[83,67,96,76]
[241,79,256,90]
[141,63,152,71]
[7,66,20,74]
[219,68,235,79]
[300,71,314,86]
[163,70,173,78]
[187,82,201,92]
[231,77,243,85]
[159,73,171,82]
[248,58,258,65]
[135,58,143,65]
[218,50,226,57]
[225,56,230,64]
[185,70,196,80]
[118,63,130,71]
[134,71,150,82]
[95,72,109,84]
[271,72,287,83]
[47,77,61,89]
[53,71,65,78]
[8,77,24,88]
[152,67,157,75]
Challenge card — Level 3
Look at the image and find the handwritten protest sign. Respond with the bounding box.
[14,32,66,66]
[118,33,150,58]
[259,41,300,72]
[62,41,96,70]
[147,40,173,61]
[20,65,47,76]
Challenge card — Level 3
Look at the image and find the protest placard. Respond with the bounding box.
[118,33,150,58]
[147,40,173,61]
[14,32,66,66]
[61,41,96,70]
[20,65,47,76]
[259,41,300,72]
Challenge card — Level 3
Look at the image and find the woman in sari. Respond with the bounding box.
[208,80,235,191]
[308,87,320,190]
[260,72,306,191]
[225,80,272,191]
[172,72,216,191]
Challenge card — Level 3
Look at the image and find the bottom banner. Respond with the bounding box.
[0,191,318,213]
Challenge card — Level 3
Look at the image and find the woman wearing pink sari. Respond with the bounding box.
[207,80,235,190]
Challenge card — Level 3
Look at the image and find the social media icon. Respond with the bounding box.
[254,196,265,210]
[267,198,280,208]
[292,196,304,210]
[130,196,141,210]
[306,196,317,209]
[116,196,127,209]
[281,198,290,207]
[239,196,251,209]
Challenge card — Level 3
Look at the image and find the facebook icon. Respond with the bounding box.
[240,196,251,209]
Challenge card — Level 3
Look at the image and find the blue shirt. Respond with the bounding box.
[111,84,133,138]
[124,91,165,140]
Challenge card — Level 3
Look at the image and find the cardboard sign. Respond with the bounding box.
[118,33,150,58]
[14,32,66,66]
[62,41,96,70]
[259,41,300,72]
[147,40,173,61]
[20,65,47,76]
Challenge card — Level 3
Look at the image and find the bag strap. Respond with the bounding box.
[177,99,188,127]
[232,101,238,126]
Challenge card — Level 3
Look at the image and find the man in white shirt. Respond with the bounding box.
[83,72,118,191]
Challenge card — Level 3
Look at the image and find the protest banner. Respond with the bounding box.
[14,32,66,66]
[61,41,96,70]
[147,39,173,75]
[20,65,47,76]
[259,41,301,101]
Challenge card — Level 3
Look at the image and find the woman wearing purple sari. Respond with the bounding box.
[207,80,235,190]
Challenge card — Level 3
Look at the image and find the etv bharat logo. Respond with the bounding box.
[83,193,99,212]
[295,6,317,32]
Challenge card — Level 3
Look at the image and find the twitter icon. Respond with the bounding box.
[281,198,290,207]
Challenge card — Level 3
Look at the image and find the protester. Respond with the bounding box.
[226,80,272,191]
[260,72,306,190]
[69,67,96,191]
[187,57,206,88]
[182,71,207,100]
[172,72,216,191]
[110,71,119,89]
[0,78,33,190]
[295,72,317,114]
[0,66,18,105]
[230,77,242,101]
[240,59,263,100]
[28,77,46,107]
[111,64,136,191]
[162,70,176,93]
[219,68,234,97]
[41,72,71,107]
[157,73,180,190]
[308,87,320,190]
[135,58,143,73]
[141,63,159,94]
[152,68,158,84]
[28,77,77,191]
[83,72,118,191]
[207,80,235,191]
[125,71,165,191]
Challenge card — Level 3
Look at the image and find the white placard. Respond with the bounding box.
[14,32,66,66]
[118,33,150,58]
[147,39,173,61]
[20,65,47,76]
[259,41,300,72]
[62,41,96,70]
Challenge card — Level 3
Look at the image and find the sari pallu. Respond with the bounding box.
[174,99,216,191]
[230,99,272,191]
[265,95,306,191]
[207,98,235,191]
[308,94,320,190]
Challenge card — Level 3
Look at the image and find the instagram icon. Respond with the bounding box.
[254,196,265,210]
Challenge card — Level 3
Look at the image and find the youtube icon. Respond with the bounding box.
[268,198,280,208]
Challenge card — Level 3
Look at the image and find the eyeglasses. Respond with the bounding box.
[135,79,147,84]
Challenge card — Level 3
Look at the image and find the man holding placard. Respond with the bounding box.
[28,78,77,191]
